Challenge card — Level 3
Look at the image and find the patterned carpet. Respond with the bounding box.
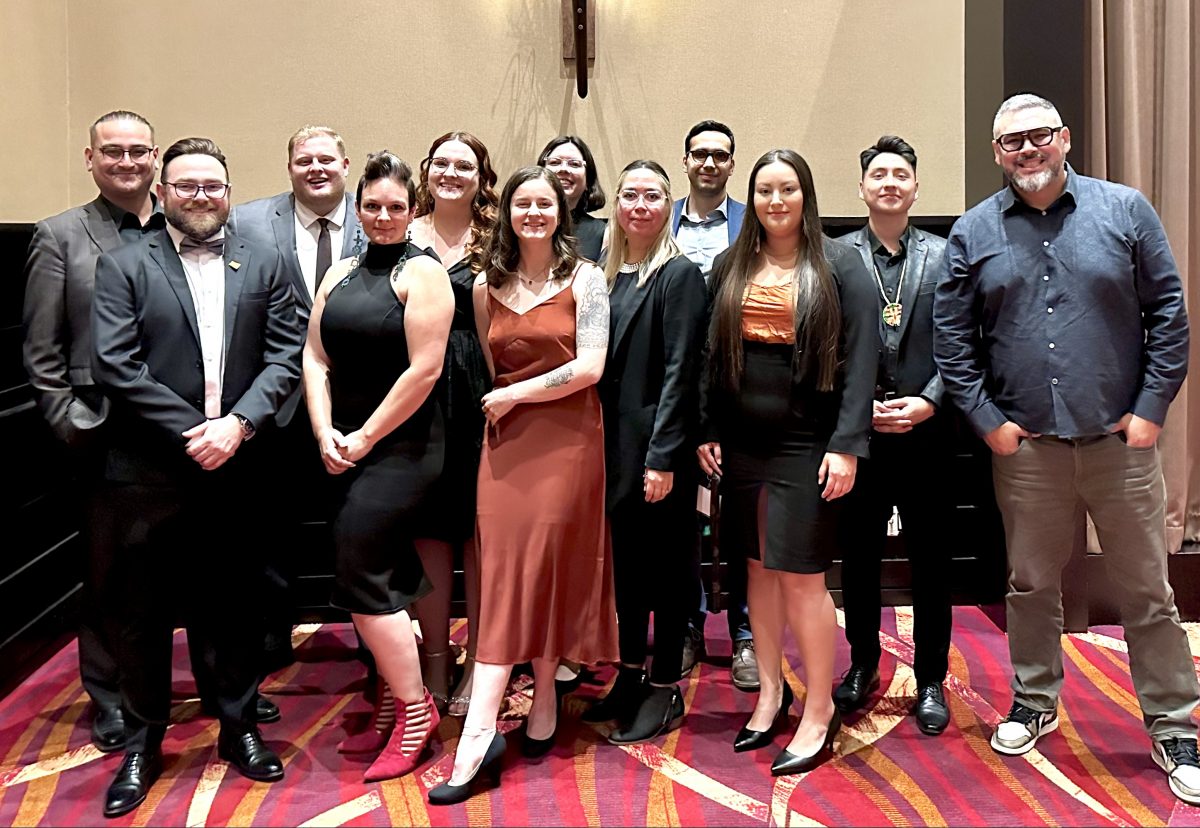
[2,607,1200,826]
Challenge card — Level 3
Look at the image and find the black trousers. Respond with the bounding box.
[105,470,265,752]
[839,417,954,687]
[75,443,122,712]
[610,485,697,686]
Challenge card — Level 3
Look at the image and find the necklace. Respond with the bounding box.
[870,250,907,327]
[618,260,642,274]
[518,265,552,288]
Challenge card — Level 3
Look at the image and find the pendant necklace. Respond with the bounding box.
[871,252,907,327]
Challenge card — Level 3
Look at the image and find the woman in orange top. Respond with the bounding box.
[698,149,875,776]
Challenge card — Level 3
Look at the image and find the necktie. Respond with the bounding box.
[179,236,224,256]
[316,218,332,287]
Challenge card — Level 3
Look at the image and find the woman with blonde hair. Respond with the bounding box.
[583,160,707,742]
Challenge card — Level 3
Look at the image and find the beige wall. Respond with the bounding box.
[3,0,965,222]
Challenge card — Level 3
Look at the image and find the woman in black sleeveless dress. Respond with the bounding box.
[304,152,454,782]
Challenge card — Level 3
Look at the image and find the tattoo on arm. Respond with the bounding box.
[575,269,610,349]
[545,365,574,388]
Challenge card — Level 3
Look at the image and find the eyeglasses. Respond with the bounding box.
[618,189,665,206]
[96,145,154,162]
[429,158,478,174]
[687,149,732,165]
[994,126,1063,153]
[544,157,586,170]
[164,181,230,199]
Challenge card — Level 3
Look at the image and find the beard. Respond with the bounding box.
[166,202,228,239]
[1009,154,1063,194]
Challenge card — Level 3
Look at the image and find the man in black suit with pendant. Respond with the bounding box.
[92,137,303,817]
[834,135,954,735]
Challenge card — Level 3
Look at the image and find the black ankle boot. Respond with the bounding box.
[607,685,684,745]
[582,666,646,723]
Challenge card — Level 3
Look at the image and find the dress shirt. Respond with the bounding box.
[99,195,166,242]
[935,165,1189,438]
[167,223,226,418]
[294,197,347,297]
[676,194,730,275]
[868,227,909,398]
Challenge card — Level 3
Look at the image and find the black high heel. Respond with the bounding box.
[770,709,841,776]
[428,730,506,806]
[733,682,794,752]
[522,684,566,758]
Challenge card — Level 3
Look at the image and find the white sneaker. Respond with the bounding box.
[990,702,1058,755]
[1152,737,1200,806]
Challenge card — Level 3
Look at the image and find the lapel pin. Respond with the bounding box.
[229,261,241,270]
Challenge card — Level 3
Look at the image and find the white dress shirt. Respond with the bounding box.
[676,194,731,276]
[294,197,347,299]
[167,223,226,418]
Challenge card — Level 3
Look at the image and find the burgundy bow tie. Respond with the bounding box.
[179,236,224,256]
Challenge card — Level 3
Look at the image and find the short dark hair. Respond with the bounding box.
[859,135,917,175]
[160,137,228,182]
[684,120,735,156]
[536,135,606,217]
[90,110,154,144]
[356,151,416,205]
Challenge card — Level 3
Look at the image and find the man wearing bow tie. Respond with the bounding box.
[227,127,363,670]
[92,137,303,818]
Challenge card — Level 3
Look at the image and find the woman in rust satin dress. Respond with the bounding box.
[429,166,618,806]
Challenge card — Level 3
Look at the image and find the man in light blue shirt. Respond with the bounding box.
[672,120,746,279]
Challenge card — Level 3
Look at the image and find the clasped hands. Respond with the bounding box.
[697,441,856,501]
[872,396,935,433]
[316,427,374,474]
[182,415,245,471]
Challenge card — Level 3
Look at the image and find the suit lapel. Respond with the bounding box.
[223,237,251,353]
[81,198,123,252]
[272,196,310,309]
[341,193,364,258]
[609,271,656,365]
[148,234,201,348]
[896,231,926,344]
[850,229,885,339]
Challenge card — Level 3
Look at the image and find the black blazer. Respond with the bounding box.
[701,237,877,458]
[600,255,708,510]
[91,228,304,484]
[842,225,946,406]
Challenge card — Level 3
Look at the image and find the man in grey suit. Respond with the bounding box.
[226,125,362,672]
[834,135,954,736]
[93,137,303,817]
[22,110,163,753]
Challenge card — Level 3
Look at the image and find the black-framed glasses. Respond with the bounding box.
[994,126,1063,153]
[544,157,586,170]
[688,149,732,165]
[164,181,230,199]
[429,158,478,174]
[97,145,153,162]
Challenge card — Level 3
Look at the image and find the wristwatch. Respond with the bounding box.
[233,413,256,441]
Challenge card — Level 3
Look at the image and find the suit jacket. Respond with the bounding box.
[842,225,946,407]
[21,197,127,447]
[227,191,362,424]
[91,228,304,485]
[671,195,746,246]
[600,255,708,510]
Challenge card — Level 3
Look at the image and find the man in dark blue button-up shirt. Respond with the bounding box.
[934,92,1200,805]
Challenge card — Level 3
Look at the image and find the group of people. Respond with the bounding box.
[19,91,1200,818]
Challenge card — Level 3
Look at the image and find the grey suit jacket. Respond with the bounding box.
[843,225,946,406]
[21,196,127,447]
[91,228,303,485]
[227,191,362,426]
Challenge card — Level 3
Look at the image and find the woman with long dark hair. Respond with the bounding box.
[304,152,454,781]
[537,135,607,261]
[698,149,875,775]
[428,166,619,804]
[585,160,707,742]
[408,131,499,717]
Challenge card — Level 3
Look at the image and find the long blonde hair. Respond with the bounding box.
[603,160,681,289]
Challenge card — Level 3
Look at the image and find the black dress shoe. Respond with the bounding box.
[770,709,841,776]
[218,729,284,782]
[608,685,684,745]
[92,707,126,753]
[428,731,506,806]
[914,683,950,735]
[256,696,281,724]
[833,665,880,713]
[733,682,794,752]
[104,751,162,818]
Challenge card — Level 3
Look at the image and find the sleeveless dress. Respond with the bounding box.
[473,277,619,664]
[322,242,443,614]
[414,258,490,544]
